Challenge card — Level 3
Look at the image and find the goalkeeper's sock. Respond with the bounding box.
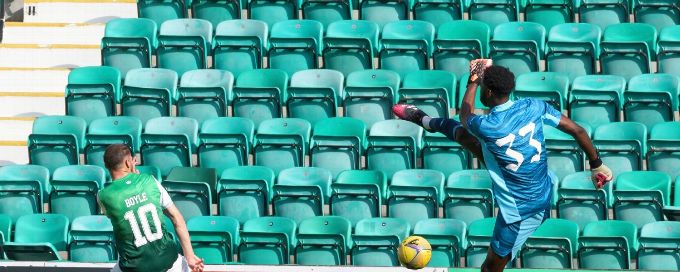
[425,118,463,141]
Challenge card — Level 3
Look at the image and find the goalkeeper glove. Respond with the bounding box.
[590,158,613,189]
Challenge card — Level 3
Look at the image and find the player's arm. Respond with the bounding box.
[164,204,204,272]
[460,59,491,129]
[556,115,613,187]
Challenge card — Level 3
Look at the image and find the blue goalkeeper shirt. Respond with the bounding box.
[466,98,562,223]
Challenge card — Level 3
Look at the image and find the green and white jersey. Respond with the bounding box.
[98,173,178,272]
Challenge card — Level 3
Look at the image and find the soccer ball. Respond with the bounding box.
[397,235,432,269]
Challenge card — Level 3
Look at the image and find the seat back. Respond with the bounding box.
[633,0,680,31]
[217,166,275,225]
[269,20,324,76]
[434,20,490,78]
[557,171,609,231]
[546,23,601,80]
[380,20,435,78]
[178,69,234,124]
[311,117,366,178]
[593,122,647,174]
[601,23,657,81]
[255,118,311,174]
[324,20,380,76]
[158,19,213,76]
[413,218,466,267]
[648,122,680,178]
[122,68,178,125]
[491,21,546,76]
[580,220,638,269]
[344,70,401,128]
[137,0,186,27]
[287,69,344,125]
[352,217,411,266]
[66,66,121,123]
[213,20,268,77]
[274,167,332,224]
[191,0,241,28]
[14,214,69,250]
[577,0,629,30]
[388,169,445,227]
[413,0,464,29]
[187,216,240,263]
[466,217,497,267]
[248,0,297,28]
[657,25,680,77]
[51,165,106,221]
[544,124,589,180]
[469,0,519,30]
[239,216,297,264]
[233,69,289,127]
[521,218,579,268]
[69,215,115,262]
[0,214,11,242]
[638,221,680,270]
[29,115,87,173]
[525,0,574,31]
[296,216,352,265]
[625,73,679,129]
[300,0,352,29]
[102,18,157,79]
[569,75,625,128]
[86,116,142,167]
[614,171,671,229]
[367,120,423,179]
[399,70,456,118]
[142,117,199,177]
[444,170,493,226]
[198,117,254,174]
[514,72,570,110]
[422,131,472,178]
[359,0,412,28]
[331,170,385,227]
[0,165,49,222]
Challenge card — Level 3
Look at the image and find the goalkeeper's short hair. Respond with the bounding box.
[483,65,515,96]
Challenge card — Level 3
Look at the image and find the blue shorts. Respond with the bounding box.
[490,208,550,260]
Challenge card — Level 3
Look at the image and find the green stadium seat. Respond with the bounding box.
[191,0,241,28]
[388,169,444,228]
[101,18,157,79]
[490,22,546,77]
[398,70,456,118]
[525,0,575,31]
[213,20,268,77]
[300,0,352,29]
[121,68,178,125]
[359,0,411,28]
[136,165,162,181]
[544,125,590,181]
[568,75,625,129]
[351,217,410,266]
[232,69,288,127]
[310,117,366,179]
[647,122,680,179]
[141,117,199,177]
[157,19,212,77]
[0,165,49,222]
[238,216,297,264]
[413,218,466,267]
[444,170,494,226]
[268,20,323,76]
[366,120,423,179]
[273,167,332,224]
[521,218,579,269]
[465,218,501,267]
[422,127,472,178]
[469,0,519,31]
[177,69,233,125]
[164,167,216,222]
[546,23,601,81]
[85,117,142,168]
[576,0,630,30]
[330,170,385,227]
[198,117,254,175]
[295,216,352,265]
[217,166,275,225]
[249,0,297,28]
[600,23,657,81]
[624,73,679,129]
[380,20,435,78]
[0,214,10,242]
[323,20,379,77]
[28,115,86,173]
[187,216,240,264]
[344,70,401,128]
[50,165,106,221]
[514,72,570,111]
[657,25,680,78]
[433,20,490,79]
[412,0,463,29]
[287,69,344,125]
[65,66,121,123]
[3,214,69,261]
[68,215,116,262]
[137,0,186,27]
[557,171,609,232]
[593,122,647,174]
[579,220,637,269]
[254,118,311,174]
[456,73,489,110]
[633,0,680,31]
[637,221,680,270]
[613,171,671,230]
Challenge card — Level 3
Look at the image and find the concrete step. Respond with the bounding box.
[0,44,100,68]
[23,0,137,23]
[0,143,29,166]
[0,118,35,142]
[0,92,65,117]
[0,68,70,92]
[2,22,105,45]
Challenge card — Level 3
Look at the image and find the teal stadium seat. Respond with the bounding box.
[466,218,505,267]
[28,115,86,173]
[576,0,630,30]
[310,117,366,178]
[413,218,466,267]
[579,220,637,269]
[136,165,162,181]
[514,72,569,111]
[121,68,178,125]
[191,0,241,28]
[637,221,680,270]
[69,215,116,262]
[238,216,297,264]
[65,66,121,123]
[137,0,186,27]
[412,0,464,29]
[600,23,657,81]
[101,18,157,79]
[295,216,352,265]
[268,20,323,76]
[388,169,445,228]
[287,69,344,125]
[490,22,546,77]
[360,0,411,28]
[433,20,490,79]
[177,69,234,125]
[50,165,106,221]
[525,0,575,31]
[544,124,591,181]
[444,170,494,226]
[249,0,298,28]
[379,20,435,78]
[141,117,199,177]
[0,214,10,242]
[398,70,456,119]
[300,0,352,29]
[0,165,49,222]
[568,75,625,129]
[657,25,680,77]
[520,218,579,269]
[546,23,601,81]
[187,216,240,264]
[323,20,380,77]
[157,19,212,77]
[273,167,332,224]
[663,176,680,223]
[593,122,647,174]
[367,120,423,179]
[633,0,680,31]
[254,118,311,174]
[557,171,609,231]
[163,167,215,222]
[232,69,288,127]
[3,214,69,261]
[624,73,679,130]
[613,171,671,230]
[647,122,680,179]
[351,218,410,266]
[198,117,254,175]
[422,123,472,178]
[469,0,520,31]
[85,116,142,168]
[212,20,268,77]
[217,166,275,225]
[330,170,386,227]
[344,70,401,128]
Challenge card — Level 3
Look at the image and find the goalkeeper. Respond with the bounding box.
[393,59,613,272]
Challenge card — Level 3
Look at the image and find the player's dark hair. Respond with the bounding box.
[483,65,515,96]
[104,144,132,170]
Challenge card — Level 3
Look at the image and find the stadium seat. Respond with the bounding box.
[137,0,186,26]
[0,165,49,222]
[28,115,86,173]
[465,218,501,267]
[525,0,575,31]
[254,118,311,174]
[268,20,323,76]
[330,170,386,227]
[544,125,590,181]
[663,176,680,221]
[456,73,489,110]
[366,120,423,179]
[600,23,657,81]
[388,169,444,228]
[232,69,288,127]
[248,0,298,28]
[157,19,212,77]
[379,20,435,78]
[272,167,332,224]
[657,25,680,77]
[0,214,10,242]
[300,0,352,29]
[287,69,344,125]
[351,218,410,266]
[469,0,519,31]
[521,218,579,269]
[422,124,472,178]
[217,166,275,225]
[413,218,466,267]
[433,20,490,79]
[514,72,570,111]
[65,66,121,123]
[191,0,241,28]
[68,215,116,262]
[624,73,679,129]
[3,214,69,261]
[490,22,546,76]
[212,20,268,77]
[177,69,234,125]
[101,18,158,79]
[137,165,162,181]
[579,220,637,269]
[398,70,456,118]
[50,165,106,221]
[295,216,352,265]
[163,167,215,222]
[576,0,630,30]
[344,70,401,128]
[187,216,240,264]
[546,23,601,81]
[633,0,680,31]
[444,170,494,226]
[637,221,680,270]
[323,20,380,77]
[568,75,625,129]
[238,216,297,264]
[85,116,142,168]
[647,122,680,179]
[121,68,178,125]
[310,117,366,178]
[359,0,410,28]
[198,117,254,175]
[613,171,671,230]
[593,122,647,174]
[412,0,464,29]
[141,117,199,177]
[557,171,609,231]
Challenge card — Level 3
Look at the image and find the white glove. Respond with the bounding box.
[591,164,613,189]
[469,59,493,83]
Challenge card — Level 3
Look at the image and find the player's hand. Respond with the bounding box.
[591,164,613,189]
[186,254,205,272]
[469,59,493,83]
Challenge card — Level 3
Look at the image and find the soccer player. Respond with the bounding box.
[393,60,613,272]
[99,144,204,272]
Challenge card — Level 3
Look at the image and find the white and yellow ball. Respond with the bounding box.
[397,235,432,270]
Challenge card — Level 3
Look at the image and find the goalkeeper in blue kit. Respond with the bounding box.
[393,59,613,272]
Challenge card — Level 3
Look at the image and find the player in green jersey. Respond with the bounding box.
[99,144,204,272]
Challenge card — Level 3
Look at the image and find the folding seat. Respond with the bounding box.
[398,70,455,119]
[141,117,199,177]
[177,69,233,125]
[544,125,589,181]
[520,218,578,268]
[137,0,186,26]
[198,117,254,175]
[300,0,352,29]
[310,117,366,179]
[248,0,298,28]
[637,221,680,270]
[268,20,323,76]
[69,215,116,262]
[412,0,464,29]
[272,167,332,224]
[191,0,241,28]
[379,20,435,78]
[568,75,625,129]
[232,69,288,127]
[546,23,601,81]
[366,120,423,179]
[85,116,142,168]
[351,218,410,266]
[514,72,570,111]
[0,214,10,242]
[137,165,162,181]
[663,177,680,221]
[647,122,680,179]
[413,218,466,267]
[0,165,49,222]
[633,0,680,31]
[433,20,490,79]
[213,20,268,78]
[490,22,546,77]
[239,216,297,264]
[444,170,494,226]
[3,214,69,261]
[295,216,352,265]
[323,20,380,77]
[254,118,311,174]
[624,73,679,129]
[187,216,240,264]
[525,0,575,31]
[65,66,121,123]
[613,171,671,230]
[287,69,344,125]
[468,0,520,31]
[217,166,275,225]
[423,132,471,179]
[157,19,212,77]
[592,122,647,175]
[359,0,411,28]
[50,165,106,221]
[330,170,386,227]
[121,68,178,125]
[101,18,157,79]
[657,25,680,77]
[465,218,499,267]
[28,115,86,173]
[579,220,637,269]
[600,23,657,81]
[576,0,630,30]
[344,70,401,128]
[557,171,609,231]
[387,169,444,228]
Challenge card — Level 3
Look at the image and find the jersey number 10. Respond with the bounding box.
[124,203,164,248]
[495,122,542,172]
